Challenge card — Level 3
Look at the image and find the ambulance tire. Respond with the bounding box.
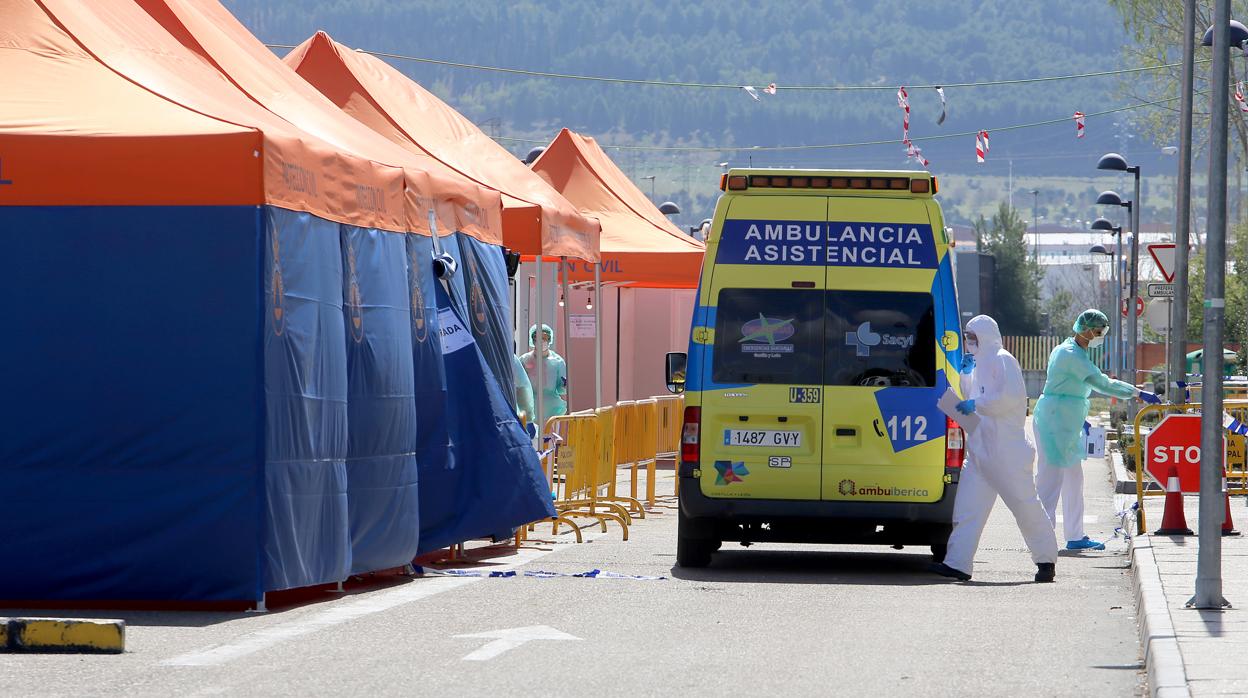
[677,510,717,568]
[930,525,952,563]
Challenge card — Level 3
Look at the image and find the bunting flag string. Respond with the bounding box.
[1236,82,1248,113]
[1074,111,1086,138]
[935,86,947,125]
[975,130,989,163]
[741,85,760,101]
[764,82,777,95]
[897,86,930,167]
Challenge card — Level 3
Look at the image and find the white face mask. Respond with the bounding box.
[1087,334,1105,349]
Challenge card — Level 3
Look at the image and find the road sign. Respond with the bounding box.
[1144,414,1225,492]
[1145,298,1171,332]
[1121,296,1144,318]
[1149,243,1177,282]
[1147,283,1175,298]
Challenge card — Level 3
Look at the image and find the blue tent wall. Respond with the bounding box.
[262,208,351,592]
[406,234,453,477]
[0,205,265,601]
[416,280,556,553]
[455,234,516,406]
[340,226,420,573]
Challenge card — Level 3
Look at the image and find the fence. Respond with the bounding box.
[530,393,684,543]
[1003,336,1108,372]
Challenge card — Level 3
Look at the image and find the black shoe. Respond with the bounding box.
[928,562,971,581]
[1035,563,1056,583]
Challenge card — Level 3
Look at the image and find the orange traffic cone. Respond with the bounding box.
[1155,466,1194,536]
[1223,478,1241,537]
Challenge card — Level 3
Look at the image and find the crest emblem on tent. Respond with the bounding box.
[410,249,428,343]
[346,243,364,343]
[270,230,286,336]
[467,254,490,335]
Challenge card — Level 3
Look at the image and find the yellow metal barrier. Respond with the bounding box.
[1129,400,1248,534]
[523,393,686,542]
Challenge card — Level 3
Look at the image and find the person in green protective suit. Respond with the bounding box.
[512,352,537,436]
[520,323,568,425]
[1033,309,1161,550]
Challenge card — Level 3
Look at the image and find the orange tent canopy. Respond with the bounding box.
[284,31,601,262]
[531,129,705,288]
[0,0,267,209]
[119,0,503,242]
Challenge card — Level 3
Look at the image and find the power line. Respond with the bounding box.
[491,93,1193,152]
[265,42,1205,92]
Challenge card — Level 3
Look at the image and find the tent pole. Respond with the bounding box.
[534,256,545,434]
[560,256,572,403]
[594,265,603,408]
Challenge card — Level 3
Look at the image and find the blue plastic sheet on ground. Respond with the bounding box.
[263,208,352,592]
[414,567,667,580]
[414,278,556,553]
[340,226,420,574]
[1,205,265,601]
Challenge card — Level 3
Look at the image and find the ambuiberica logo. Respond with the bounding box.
[838,478,928,498]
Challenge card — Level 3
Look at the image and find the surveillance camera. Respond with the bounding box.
[432,253,458,279]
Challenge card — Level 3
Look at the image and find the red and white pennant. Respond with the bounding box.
[975,130,990,163]
[1236,82,1248,113]
[897,86,930,167]
[1073,111,1086,139]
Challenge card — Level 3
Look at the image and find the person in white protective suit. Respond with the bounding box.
[930,315,1059,583]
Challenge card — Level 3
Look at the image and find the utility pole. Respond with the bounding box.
[1168,0,1194,406]
[1191,0,1231,610]
[1031,189,1040,261]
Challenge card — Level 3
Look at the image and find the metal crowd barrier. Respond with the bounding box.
[525,393,685,543]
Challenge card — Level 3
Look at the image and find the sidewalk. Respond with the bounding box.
[1124,470,1248,696]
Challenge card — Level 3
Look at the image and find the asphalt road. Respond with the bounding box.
[2,457,1142,697]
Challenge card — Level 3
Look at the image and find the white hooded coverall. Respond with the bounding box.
[943,315,1058,576]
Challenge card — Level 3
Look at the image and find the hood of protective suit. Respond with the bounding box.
[966,315,1003,353]
[529,323,555,348]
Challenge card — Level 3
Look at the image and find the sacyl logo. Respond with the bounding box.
[844,322,881,357]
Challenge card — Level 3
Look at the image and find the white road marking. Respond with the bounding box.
[456,625,581,661]
[164,534,599,667]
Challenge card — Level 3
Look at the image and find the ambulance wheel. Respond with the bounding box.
[676,511,716,568]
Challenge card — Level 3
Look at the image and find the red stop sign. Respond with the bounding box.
[1144,414,1224,493]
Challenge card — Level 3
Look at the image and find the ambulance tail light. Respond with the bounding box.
[945,417,965,469]
[682,407,702,462]
[911,178,931,194]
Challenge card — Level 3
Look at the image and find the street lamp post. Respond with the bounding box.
[1096,162,1141,396]
[1095,191,1133,378]
[1188,7,1248,610]
[1031,189,1040,261]
[1091,219,1123,375]
[1168,0,1194,402]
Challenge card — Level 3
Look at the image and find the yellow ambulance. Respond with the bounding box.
[666,169,965,567]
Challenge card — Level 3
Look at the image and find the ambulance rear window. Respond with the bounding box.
[713,288,823,385]
[827,291,935,388]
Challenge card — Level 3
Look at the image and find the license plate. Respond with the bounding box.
[723,429,802,448]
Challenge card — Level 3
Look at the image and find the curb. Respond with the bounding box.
[1113,450,1161,495]
[0,617,125,654]
[1130,535,1190,698]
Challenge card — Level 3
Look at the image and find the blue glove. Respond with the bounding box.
[527,422,538,438]
[1083,421,1091,434]
[1138,390,1162,405]
[955,399,976,415]
[959,354,975,373]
